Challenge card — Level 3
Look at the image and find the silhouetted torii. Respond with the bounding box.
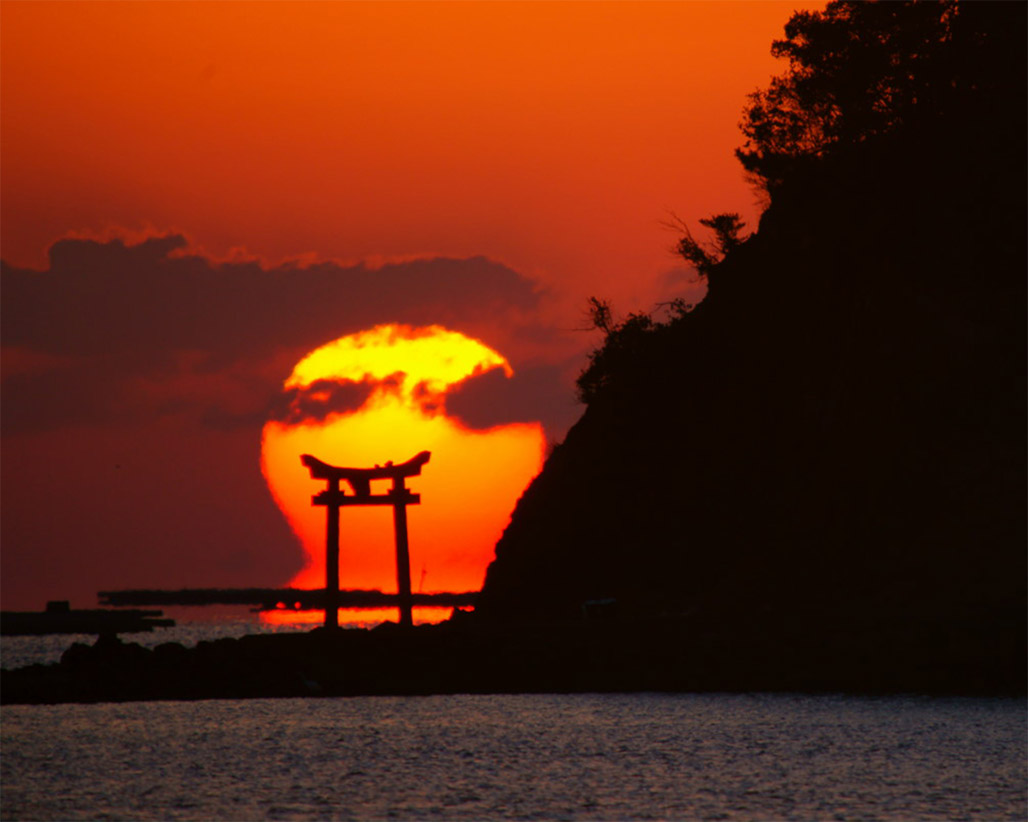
[300,451,430,629]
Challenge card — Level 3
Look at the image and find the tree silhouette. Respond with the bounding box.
[673,213,748,277]
[577,303,655,404]
[737,1,964,191]
[575,0,1024,410]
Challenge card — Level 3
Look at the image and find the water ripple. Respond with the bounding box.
[2,693,1025,821]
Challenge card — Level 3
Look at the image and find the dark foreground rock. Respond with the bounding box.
[2,609,1023,705]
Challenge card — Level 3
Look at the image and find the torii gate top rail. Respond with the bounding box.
[301,451,430,486]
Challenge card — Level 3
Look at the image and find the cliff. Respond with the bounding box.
[476,4,1026,679]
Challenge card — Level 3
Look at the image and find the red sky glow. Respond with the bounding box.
[1,1,822,610]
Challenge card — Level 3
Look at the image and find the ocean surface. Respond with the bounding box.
[2,692,1025,821]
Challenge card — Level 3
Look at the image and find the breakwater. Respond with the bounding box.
[3,611,1023,705]
[98,588,477,611]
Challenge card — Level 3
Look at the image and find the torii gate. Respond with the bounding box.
[300,451,431,629]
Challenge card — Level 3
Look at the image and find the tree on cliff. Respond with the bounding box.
[576,302,655,404]
[736,0,1021,191]
[576,211,747,403]
[577,0,1025,406]
[673,213,747,278]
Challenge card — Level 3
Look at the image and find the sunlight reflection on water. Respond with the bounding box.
[2,693,1025,821]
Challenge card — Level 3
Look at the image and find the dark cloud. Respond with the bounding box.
[0,235,552,434]
[446,363,582,439]
[267,378,382,426]
[3,235,539,362]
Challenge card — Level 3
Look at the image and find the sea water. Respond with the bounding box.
[2,693,1025,821]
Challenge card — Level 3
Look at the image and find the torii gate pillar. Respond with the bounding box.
[390,474,415,629]
[301,451,430,629]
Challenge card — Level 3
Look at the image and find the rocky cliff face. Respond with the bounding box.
[476,99,1026,650]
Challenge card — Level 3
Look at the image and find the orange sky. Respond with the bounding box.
[1,1,824,610]
[2,1,819,310]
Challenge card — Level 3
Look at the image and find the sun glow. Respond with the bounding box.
[286,325,512,395]
[260,606,456,629]
[261,324,544,602]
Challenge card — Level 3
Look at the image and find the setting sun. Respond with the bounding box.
[261,324,544,601]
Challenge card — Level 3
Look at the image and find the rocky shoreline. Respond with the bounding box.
[3,611,1023,705]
